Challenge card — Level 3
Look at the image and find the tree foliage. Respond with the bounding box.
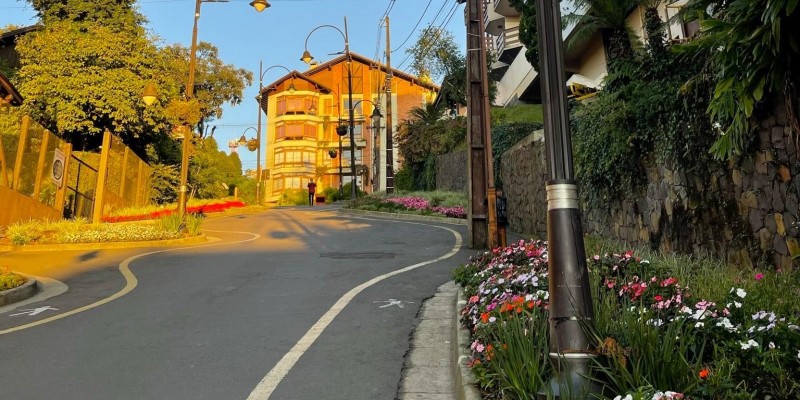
[405,25,468,108]
[15,0,164,149]
[508,0,539,68]
[679,0,800,159]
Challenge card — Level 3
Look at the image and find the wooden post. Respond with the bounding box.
[0,125,8,187]
[135,159,145,205]
[464,0,496,248]
[384,16,395,193]
[12,115,30,190]
[92,130,112,224]
[54,142,72,215]
[32,130,50,200]
[119,146,130,199]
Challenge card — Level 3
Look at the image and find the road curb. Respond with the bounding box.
[452,285,482,400]
[339,208,468,225]
[0,234,208,252]
[0,276,39,307]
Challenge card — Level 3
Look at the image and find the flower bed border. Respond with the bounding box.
[0,276,38,306]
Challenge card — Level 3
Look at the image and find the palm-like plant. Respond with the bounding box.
[565,0,640,73]
[679,0,800,159]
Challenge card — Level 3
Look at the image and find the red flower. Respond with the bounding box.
[654,295,663,302]
[699,368,710,379]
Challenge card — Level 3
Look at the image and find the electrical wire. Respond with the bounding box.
[395,1,459,73]
[389,0,435,53]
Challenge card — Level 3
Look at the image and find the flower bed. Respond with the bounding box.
[102,200,246,223]
[453,240,800,399]
[376,196,466,219]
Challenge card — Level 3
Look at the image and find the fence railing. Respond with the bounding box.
[0,113,152,226]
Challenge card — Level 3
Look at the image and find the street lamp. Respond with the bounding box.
[535,0,596,396]
[255,64,295,206]
[164,0,263,219]
[301,17,358,200]
[335,123,348,197]
[352,99,382,192]
[249,0,270,12]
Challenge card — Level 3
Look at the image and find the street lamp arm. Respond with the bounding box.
[259,65,292,82]
[302,25,347,56]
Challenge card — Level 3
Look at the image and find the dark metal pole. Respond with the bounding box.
[536,0,596,397]
[338,137,344,197]
[255,60,263,205]
[344,17,357,200]
[384,15,394,193]
[178,0,203,219]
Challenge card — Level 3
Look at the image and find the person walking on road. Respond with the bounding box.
[307,179,317,206]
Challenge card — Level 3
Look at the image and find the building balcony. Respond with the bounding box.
[493,0,520,17]
[484,3,505,36]
[496,27,522,65]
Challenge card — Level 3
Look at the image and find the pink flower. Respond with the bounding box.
[755,273,764,281]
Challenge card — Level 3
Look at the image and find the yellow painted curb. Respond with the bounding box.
[0,234,207,253]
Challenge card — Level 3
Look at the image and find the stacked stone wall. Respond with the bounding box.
[468,99,799,268]
[435,150,468,193]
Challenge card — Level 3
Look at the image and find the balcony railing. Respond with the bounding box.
[496,27,521,55]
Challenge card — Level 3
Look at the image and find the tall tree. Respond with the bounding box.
[160,42,253,135]
[15,0,167,151]
[406,26,462,83]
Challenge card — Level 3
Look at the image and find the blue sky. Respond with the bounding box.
[0,0,467,172]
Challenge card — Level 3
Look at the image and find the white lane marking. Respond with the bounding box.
[9,306,59,316]
[0,230,260,336]
[374,299,414,309]
[246,223,463,400]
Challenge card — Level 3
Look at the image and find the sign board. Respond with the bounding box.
[50,148,66,188]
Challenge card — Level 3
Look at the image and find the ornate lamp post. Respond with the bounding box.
[255,63,295,205]
[335,124,348,197]
[536,0,597,396]
[300,17,358,199]
[157,0,265,219]
[352,99,382,192]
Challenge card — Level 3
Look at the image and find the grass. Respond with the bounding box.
[491,104,544,124]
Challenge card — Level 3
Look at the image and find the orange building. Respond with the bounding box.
[258,53,438,203]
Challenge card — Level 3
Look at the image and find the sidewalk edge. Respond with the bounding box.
[452,284,482,400]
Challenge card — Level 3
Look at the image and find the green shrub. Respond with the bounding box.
[159,213,183,232]
[279,188,309,206]
[321,186,340,203]
[394,166,414,192]
[0,267,27,291]
[185,214,203,236]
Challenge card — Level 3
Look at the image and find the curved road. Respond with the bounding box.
[0,206,471,400]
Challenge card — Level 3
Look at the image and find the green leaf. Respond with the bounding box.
[788,0,798,14]
[714,78,734,99]
[753,77,767,101]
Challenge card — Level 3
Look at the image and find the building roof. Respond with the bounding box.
[0,71,23,106]
[303,52,440,92]
[258,70,332,112]
[0,25,41,46]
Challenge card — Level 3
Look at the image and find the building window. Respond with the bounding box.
[342,97,363,117]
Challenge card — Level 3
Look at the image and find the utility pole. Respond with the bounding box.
[537,0,597,397]
[463,0,498,249]
[384,15,394,193]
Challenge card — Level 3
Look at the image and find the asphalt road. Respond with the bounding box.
[0,206,472,400]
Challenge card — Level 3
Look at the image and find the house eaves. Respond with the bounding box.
[0,71,23,106]
[303,52,440,92]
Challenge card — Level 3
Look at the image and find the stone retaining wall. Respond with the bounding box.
[435,150,468,193]
[488,101,800,268]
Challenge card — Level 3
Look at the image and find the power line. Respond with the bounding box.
[396,1,459,73]
[390,0,436,53]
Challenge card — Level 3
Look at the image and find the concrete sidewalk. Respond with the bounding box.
[398,282,481,400]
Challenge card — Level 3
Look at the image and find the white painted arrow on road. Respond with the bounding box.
[373,299,414,309]
[9,306,59,317]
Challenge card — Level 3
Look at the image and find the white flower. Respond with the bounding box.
[769,342,776,350]
[797,350,800,360]
[740,339,760,350]
[695,321,705,328]
[734,301,742,308]
[614,395,634,400]
[735,288,747,298]
[715,317,737,332]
